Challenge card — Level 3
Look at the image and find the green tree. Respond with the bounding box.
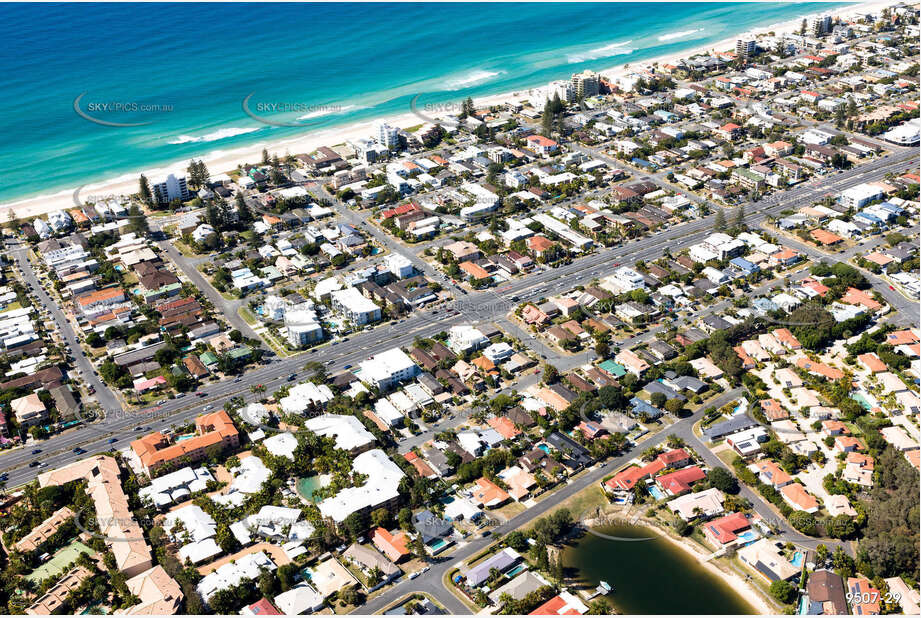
[138,174,152,205]
[732,205,746,231]
[770,580,796,604]
[708,467,738,494]
[714,208,727,231]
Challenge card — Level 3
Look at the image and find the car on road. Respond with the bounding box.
[203,405,214,411]
[73,447,86,454]
[31,449,41,454]
[29,461,40,467]
[108,438,118,444]
[408,571,420,580]
[287,373,298,381]
[325,360,334,366]
[133,426,142,431]
[343,364,352,369]
[197,392,207,398]
[234,377,242,383]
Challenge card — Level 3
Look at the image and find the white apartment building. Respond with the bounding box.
[839,183,884,210]
[736,39,757,57]
[809,15,832,36]
[571,69,600,98]
[602,266,646,294]
[447,325,488,353]
[151,174,190,204]
[386,253,414,279]
[375,122,400,149]
[358,348,419,391]
[285,307,323,348]
[330,287,381,325]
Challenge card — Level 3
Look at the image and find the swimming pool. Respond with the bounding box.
[430,537,451,553]
[737,530,758,544]
[851,392,872,411]
[296,475,327,502]
[536,444,550,454]
[791,551,804,567]
[647,485,666,501]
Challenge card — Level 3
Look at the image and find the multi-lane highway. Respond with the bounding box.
[0,147,915,490]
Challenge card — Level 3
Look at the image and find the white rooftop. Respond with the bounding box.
[318,449,404,523]
[303,414,376,451]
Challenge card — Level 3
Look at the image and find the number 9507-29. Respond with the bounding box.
[846,591,901,604]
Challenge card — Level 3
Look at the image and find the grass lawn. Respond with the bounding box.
[494,501,527,520]
[534,481,609,522]
[25,539,95,583]
[716,448,739,468]
[173,240,199,257]
[238,306,258,325]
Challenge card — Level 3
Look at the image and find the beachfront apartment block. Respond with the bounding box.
[151,173,190,204]
[571,69,600,98]
[735,38,756,58]
[809,14,832,36]
[376,122,400,148]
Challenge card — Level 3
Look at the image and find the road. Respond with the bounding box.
[358,389,744,613]
[154,237,259,340]
[0,147,915,488]
[6,238,120,415]
[364,382,855,613]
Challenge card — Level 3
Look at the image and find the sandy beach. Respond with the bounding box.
[0,0,892,222]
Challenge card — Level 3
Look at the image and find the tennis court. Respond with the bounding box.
[25,539,95,583]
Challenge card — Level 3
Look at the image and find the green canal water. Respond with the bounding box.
[564,524,756,614]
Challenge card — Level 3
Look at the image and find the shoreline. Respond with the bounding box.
[0,0,891,221]
[578,514,775,615]
[633,516,776,615]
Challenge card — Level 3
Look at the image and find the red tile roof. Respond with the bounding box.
[656,466,706,495]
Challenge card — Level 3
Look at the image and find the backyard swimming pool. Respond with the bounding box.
[647,485,666,501]
[737,530,758,544]
[851,392,873,410]
[791,551,804,567]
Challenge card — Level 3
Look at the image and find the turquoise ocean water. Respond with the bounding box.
[0,2,848,203]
